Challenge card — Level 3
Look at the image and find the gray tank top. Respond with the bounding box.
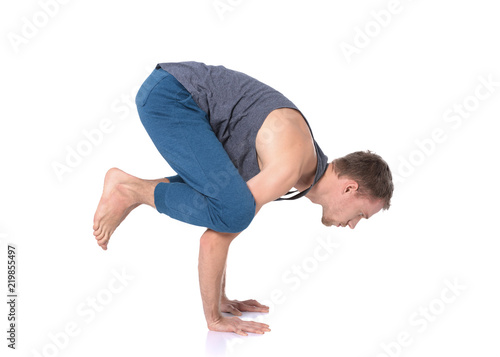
[157,61,328,200]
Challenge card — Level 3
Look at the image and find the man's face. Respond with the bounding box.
[321,188,385,229]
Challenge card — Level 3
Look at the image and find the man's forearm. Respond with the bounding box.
[198,229,240,325]
[221,263,228,300]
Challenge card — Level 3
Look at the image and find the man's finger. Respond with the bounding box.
[241,321,271,334]
[227,305,242,316]
[243,299,269,308]
[235,329,248,336]
[238,303,269,312]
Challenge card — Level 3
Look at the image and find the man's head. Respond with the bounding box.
[310,150,394,229]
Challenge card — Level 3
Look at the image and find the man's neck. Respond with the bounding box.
[304,163,331,204]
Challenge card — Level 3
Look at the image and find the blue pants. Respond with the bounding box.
[135,67,256,233]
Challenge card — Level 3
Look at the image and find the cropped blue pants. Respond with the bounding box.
[135,66,256,233]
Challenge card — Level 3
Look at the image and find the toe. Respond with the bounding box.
[95,230,107,241]
[98,236,108,249]
[94,226,102,237]
[100,238,108,250]
[98,231,108,242]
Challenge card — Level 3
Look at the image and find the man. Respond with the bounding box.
[93,62,394,336]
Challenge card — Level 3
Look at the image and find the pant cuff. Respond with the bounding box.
[154,182,169,214]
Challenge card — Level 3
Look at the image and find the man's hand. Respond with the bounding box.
[208,315,271,336]
[221,298,270,316]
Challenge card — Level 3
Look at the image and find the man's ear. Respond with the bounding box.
[344,180,359,194]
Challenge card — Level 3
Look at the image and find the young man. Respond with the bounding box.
[93,62,394,336]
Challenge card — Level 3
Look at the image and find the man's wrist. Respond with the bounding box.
[206,310,223,326]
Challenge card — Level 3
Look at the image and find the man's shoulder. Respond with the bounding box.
[255,108,316,174]
[257,108,314,154]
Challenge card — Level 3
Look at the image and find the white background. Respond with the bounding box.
[1,0,499,356]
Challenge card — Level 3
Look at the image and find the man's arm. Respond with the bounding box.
[198,228,271,336]
[246,164,301,209]
[199,167,297,335]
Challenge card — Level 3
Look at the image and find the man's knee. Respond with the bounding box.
[232,194,256,232]
[218,192,256,233]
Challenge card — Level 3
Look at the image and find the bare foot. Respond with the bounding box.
[93,168,145,250]
[92,168,141,250]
